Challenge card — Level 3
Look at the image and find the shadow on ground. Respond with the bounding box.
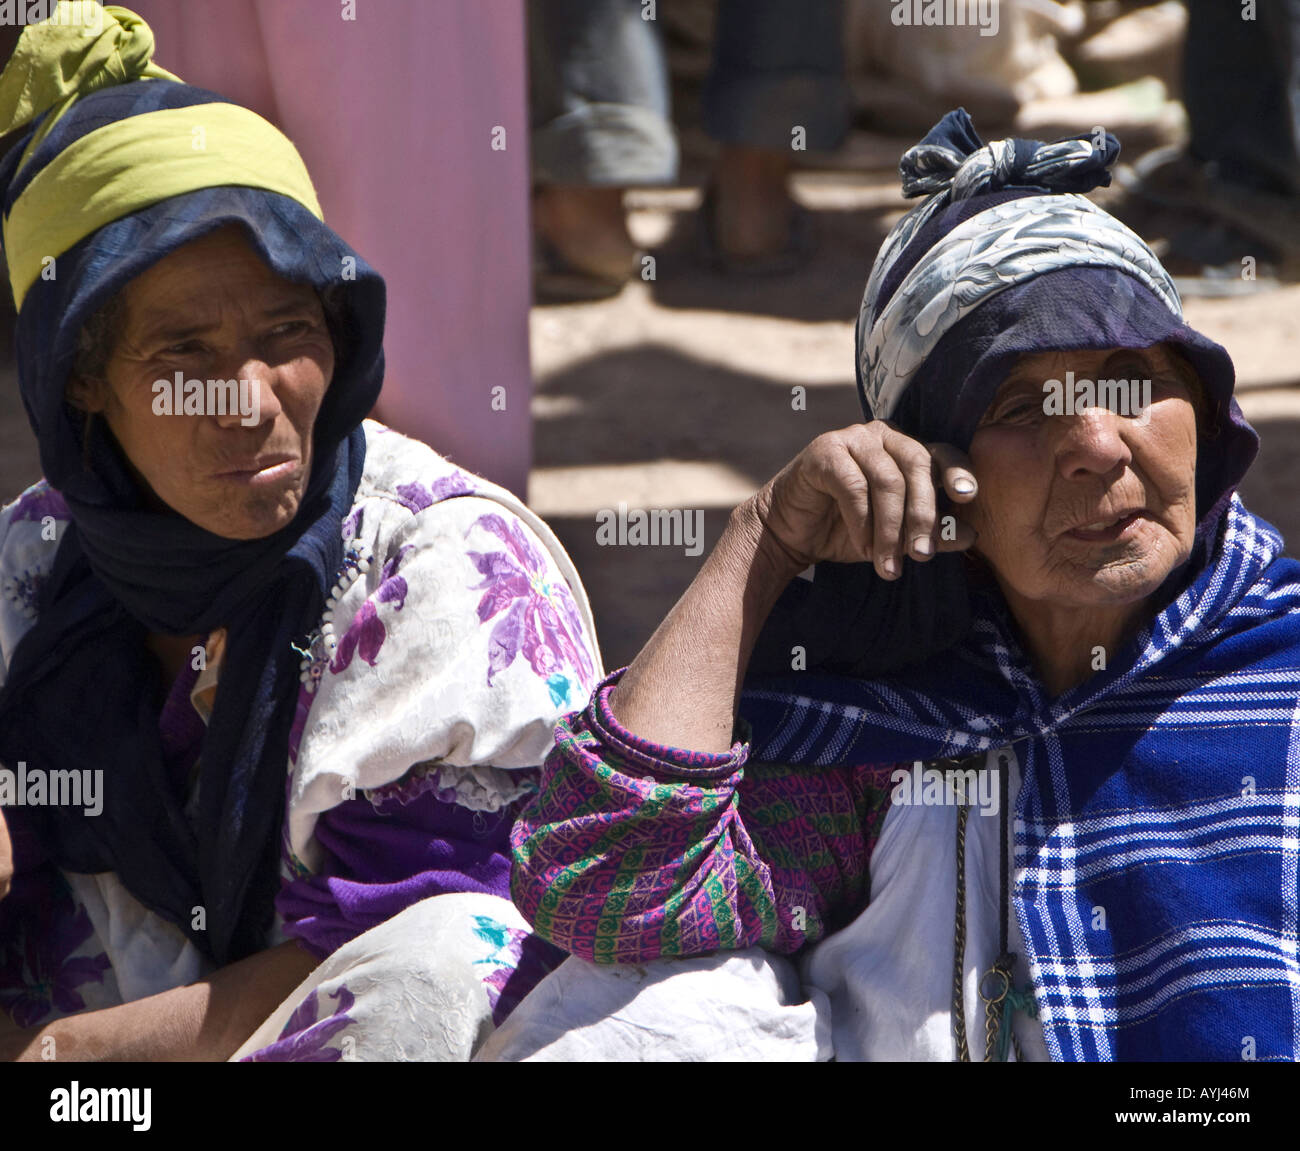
[535,344,862,478]
[545,508,731,673]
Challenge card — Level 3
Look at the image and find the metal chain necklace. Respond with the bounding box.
[950,750,1032,1062]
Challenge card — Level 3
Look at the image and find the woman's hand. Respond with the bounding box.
[609,423,982,752]
[748,421,980,581]
[0,808,12,903]
[1,939,319,1062]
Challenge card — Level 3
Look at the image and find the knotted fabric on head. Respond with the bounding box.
[0,4,386,965]
[750,108,1258,682]
[0,3,179,141]
[0,3,321,318]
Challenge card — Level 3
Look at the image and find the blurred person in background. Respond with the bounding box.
[529,0,851,295]
[1116,0,1300,279]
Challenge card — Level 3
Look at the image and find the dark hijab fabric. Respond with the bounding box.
[752,110,1259,681]
[0,81,386,965]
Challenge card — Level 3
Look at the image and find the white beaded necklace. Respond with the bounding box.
[296,540,374,693]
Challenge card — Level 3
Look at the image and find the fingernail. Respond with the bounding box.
[912,536,932,556]
[953,478,975,495]
[882,556,897,577]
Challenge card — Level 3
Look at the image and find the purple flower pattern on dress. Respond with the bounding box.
[9,484,69,524]
[1,568,45,620]
[466,513,594,701]
[341,505,364,542]
[395,471,477,515]
[470,914,567,1026]
[3,486,69,620]
[471,915,530,1024]
[241,984,356,1062]
[0,884,110,1028]
[329,545,414,674]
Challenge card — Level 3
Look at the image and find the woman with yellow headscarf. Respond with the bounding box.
[0,4,600,1061]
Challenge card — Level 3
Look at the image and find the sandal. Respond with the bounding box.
[533,234,632,304]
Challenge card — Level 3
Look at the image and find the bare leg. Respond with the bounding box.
[710,147,794,262]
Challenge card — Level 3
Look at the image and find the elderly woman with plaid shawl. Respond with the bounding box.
[504,110,1299,1062]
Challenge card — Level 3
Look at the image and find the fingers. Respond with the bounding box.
[843,429,977,580]
[844,435,903,579]
[899,440,939,564]
[776,424,977,578]
[924,442,980,555]
[933,510,979,554]
[823,454,874,560]
[842,429,928,579]
[928,442,978,503]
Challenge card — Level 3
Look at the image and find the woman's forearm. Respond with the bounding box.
[3,939,319,1062]
[610,497,805,752]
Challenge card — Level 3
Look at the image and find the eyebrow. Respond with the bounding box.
[133,298,321,346]
[1098,349,1161,374]
[992,376,1046,400]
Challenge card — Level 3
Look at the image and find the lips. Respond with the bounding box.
[1064,510,1145,542]
[213,452,295,476]
[213,454,298,481]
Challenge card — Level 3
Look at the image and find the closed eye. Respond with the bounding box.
[160,340,204,357]
[987,397,1043,424]
[268,320,315,338]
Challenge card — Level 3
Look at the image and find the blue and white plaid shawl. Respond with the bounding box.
[741,497,1300,1062]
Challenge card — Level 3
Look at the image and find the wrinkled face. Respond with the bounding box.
[71,224,334,540]
[963,345,1200,614]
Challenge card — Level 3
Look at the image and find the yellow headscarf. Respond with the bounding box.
[0,1,322,311]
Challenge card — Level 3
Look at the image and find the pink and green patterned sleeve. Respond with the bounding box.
[511,670,893,965]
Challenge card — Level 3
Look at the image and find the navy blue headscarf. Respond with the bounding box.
[0,78,386,965]
[752,109,1259,680]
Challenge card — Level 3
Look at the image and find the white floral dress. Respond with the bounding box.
[0,420,602,1060]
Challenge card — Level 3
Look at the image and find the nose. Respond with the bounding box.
[1052,406,1132,482]
[213,357,283,429]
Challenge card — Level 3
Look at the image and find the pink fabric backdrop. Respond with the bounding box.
[134,0,535,497]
